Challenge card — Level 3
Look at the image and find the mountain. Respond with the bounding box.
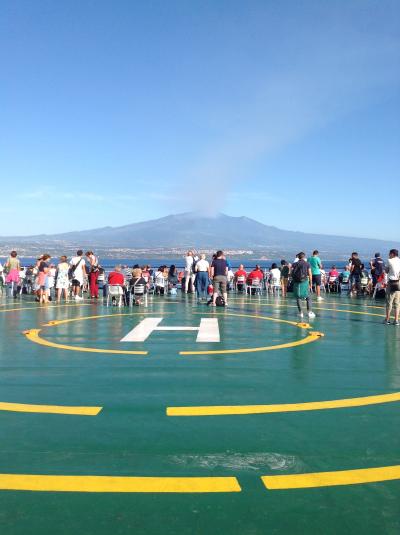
[1,212,399,258]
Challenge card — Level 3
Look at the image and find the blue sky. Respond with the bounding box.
[1,0,399,239]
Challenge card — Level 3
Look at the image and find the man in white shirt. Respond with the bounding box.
[70,250,87,300]
[195,254,210,300]
[384,249,400,325]
[184,250,194,293]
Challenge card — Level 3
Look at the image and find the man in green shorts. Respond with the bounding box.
[291,252,315,319]
[308,249,324,301]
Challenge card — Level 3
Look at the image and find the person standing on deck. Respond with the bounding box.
[184,250,194,293]
[370,253,385,287]
[69,250,86,301]
[280,260,290,297]
[307,250,323,301]
[37,254,51,304]
[4,251,20,298]
[56,256,70,303]
[85,251,100,298]
[195,253,210,301]
[384,249,400,326]
[349,252,362,295]
[291,252,315,319]
[211,250,228,307]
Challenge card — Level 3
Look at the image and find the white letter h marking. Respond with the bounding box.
[120,317,220,343]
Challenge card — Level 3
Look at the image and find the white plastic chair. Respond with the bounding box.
[247,278,262,297]
[130,284,148,307]
[339,275,350,294]
[234,275,247,293]
[270,277,281,295]
[106,285,124,307]
[327,276,339,293]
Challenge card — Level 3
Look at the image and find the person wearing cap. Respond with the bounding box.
[370,253,385,287]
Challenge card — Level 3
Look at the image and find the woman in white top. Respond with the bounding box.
[269,263,281,293]
[56,256,70,302]
[154,265,167,295]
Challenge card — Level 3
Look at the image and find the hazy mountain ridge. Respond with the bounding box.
[0,212,399,258]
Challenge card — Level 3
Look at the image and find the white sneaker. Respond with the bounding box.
[308,311,316,318]
[298,312,304,318]
[316,296,324,301]
[75,295,83,301]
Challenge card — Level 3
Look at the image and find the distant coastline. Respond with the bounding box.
[1,212,398,260]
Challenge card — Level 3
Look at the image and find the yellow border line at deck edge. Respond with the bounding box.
[0,401,102,416]
[166,391,400,416]
[262,464,400,489]
[0,473,241,493]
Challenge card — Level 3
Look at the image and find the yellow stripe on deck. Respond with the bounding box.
[167,391,400,416]
[0,474,241,493]
[262,465,400,489]
[0,402,101,416]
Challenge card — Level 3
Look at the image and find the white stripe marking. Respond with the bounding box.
[196,318,220,342]
[120,318,163,342]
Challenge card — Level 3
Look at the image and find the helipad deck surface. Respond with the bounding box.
[0,293,399,535]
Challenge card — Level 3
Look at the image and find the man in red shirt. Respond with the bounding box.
[108,265,125,286]
[247,265,264,283]
[235,264,247,279]
[247,265,264,294]
[234,264,247,292]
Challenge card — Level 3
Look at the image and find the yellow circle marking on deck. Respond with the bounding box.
[180,312,324,355]
[0,473,241,493]
[22,312,173,355]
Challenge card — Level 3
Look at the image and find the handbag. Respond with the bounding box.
[389,280,400,292]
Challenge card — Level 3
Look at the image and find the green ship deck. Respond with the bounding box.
[0,293,399,534]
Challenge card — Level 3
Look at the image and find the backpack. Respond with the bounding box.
[68,258,83,280]
[281,265,290,278]
[373,259,384,276]
[215,295,225,307]
[292,261,308,283]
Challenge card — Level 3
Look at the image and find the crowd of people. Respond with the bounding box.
[0,247,399,324]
